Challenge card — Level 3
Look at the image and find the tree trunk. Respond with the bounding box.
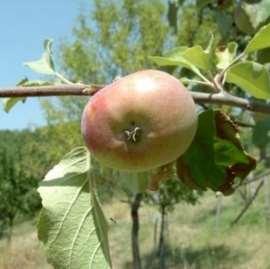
[215,192,222,233]
[131,193,143,269]
[158,205,166,269]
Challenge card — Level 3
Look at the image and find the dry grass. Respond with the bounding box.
[0,231,52,269]
[0,224,51,269]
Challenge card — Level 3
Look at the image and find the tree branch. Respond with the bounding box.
[231,180,264,226]
[0,84,270,114]
[0,84,102,97]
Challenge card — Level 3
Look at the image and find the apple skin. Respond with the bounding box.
[81,69,197,171]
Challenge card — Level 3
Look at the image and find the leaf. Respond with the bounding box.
[257,48,270,64]
[44,147,90,181]
[235,1,270,35]
[24,39,56,75]
[234,4,255,34]
[150,45,212,78]
[243,1,270,30]
[245,23,270,53]
[178,110,226,190]
[3,97,26,113]
[38,147,111,269]
[215,10,233,40]
[252,117,270,147]
[216,42,238,70]
[226,61,270,99]
[177,110,256,195]
[2,78,51,113]
[205,33,215,55]
[214,138,249,166]
[180,46,212,72]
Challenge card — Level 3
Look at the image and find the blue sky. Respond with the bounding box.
[0,0,88,130]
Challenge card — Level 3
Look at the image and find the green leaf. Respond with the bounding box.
[235,1,270,35]
[178,110,256,193]
[257,48,270,64]
[150,52,201,74]
[216,42,238,70]
[2,97,26,113]
[245,1,270,30]
[215,10,233,40]
[180,46,212,72]
[24,39,56,75]
[150,45,212,78]
[226,61,270,99]
[214,138,249,166]
[246,23,270,53]
[205,33,215,55]
[252,117,270,147]
[234,4,255,34]
[38,147,111,269]
[181,110,225,190]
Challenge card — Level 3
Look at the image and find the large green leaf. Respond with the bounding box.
[180,46,212,72]
[38,147,111,269]
[246,23,270,53]
[226,61,270,99]
[150,45,212,77]
[180,110,225,190]
[24,39,56,75]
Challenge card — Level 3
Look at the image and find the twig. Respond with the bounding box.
[232,120,255,128]
[239,171,270,186]
[0,84,102,97]
[0,84,270,114]
[231,180,264,226]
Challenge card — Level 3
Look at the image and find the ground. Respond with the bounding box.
[1,186,270,269]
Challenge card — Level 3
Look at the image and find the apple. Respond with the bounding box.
[81,69,197,171]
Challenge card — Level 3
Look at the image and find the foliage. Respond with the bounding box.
[0,121,83,238]
[0,131,41,237]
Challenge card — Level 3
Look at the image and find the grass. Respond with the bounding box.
[1,187,270,269]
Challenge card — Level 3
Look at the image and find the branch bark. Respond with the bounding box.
[0,84,102,97]
[0,84,270,114]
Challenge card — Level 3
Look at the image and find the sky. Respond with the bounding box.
[0,0,88,130]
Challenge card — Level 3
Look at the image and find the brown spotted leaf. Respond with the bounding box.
[177,110,256,195]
